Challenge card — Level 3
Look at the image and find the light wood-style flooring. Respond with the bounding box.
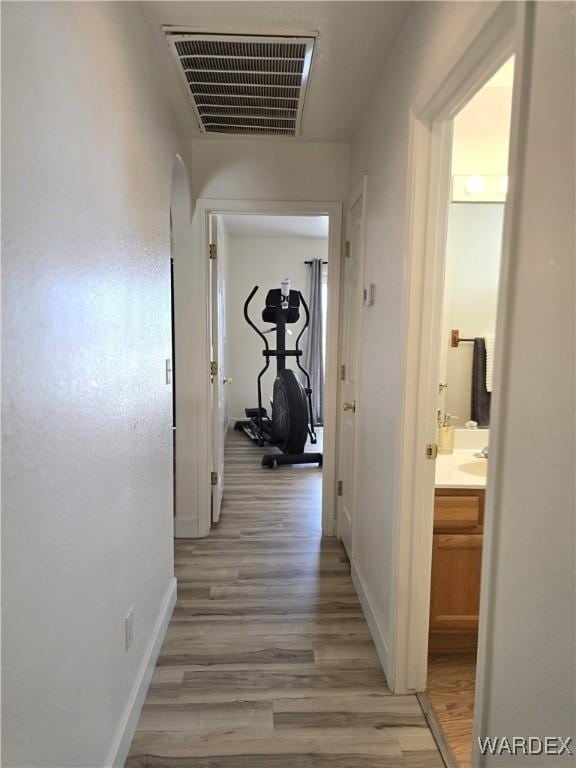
[427,655,477,768]
[126,429,445,767]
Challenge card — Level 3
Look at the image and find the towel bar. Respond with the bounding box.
[451,329,475,347]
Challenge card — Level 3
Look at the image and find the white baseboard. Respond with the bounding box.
[351,559,392,685]
[174,518,199,538]
[106,577,177,768]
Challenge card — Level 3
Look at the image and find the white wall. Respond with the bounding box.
[442,204,504,421]
[348,0,490,686]
[225,236,328,420]
[349,0,575,750]
[474,3,575,762]
[1,3,191,766]
[190,138,351,204]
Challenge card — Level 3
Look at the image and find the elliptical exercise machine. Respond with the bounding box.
[234,279,322,469]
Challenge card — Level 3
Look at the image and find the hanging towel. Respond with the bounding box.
[485,334,495,393]
[471,338,491,427]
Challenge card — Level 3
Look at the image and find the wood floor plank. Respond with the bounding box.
[127,731,404,758]
[427,654,477,767]
[136,701,273,735]
[126,430,444,767]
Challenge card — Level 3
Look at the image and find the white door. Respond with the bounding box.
[337,180,366,557]
[210,218,226,523]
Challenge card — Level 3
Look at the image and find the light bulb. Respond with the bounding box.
[465,175,486,195]
[500,176,509,194]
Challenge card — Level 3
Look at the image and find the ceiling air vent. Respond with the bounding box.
[165,32,315,136]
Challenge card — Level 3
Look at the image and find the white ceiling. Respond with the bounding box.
[140,1,411,142]
[452,58,515,177]
[485,57,515,88]
[221,214,329,239]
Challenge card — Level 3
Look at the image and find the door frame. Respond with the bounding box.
[393,1,520,693]
[336,176,367,557]
[190,198,343,538]
[209,215,226,524]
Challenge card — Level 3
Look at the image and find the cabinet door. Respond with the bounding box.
[429,534,483,631]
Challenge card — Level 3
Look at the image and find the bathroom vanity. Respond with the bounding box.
[430,432,488,653]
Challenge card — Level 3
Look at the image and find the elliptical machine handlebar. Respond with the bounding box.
[244,286,269,353]
[244,286,269,437]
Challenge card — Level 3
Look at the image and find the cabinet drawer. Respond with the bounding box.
[434,494,482,530]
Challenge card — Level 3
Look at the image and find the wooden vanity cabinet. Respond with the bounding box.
[429,489,485,653]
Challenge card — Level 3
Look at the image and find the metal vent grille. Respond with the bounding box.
[165,32,315,136]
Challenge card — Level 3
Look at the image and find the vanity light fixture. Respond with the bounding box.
[464,175,486,195]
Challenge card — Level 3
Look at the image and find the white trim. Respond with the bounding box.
[393,118,453,694]
[174,518,200,538]
[106,578,177,768]
[412,3,515,121]
[337,176,368,558]
[472,5,533,762]
[190,199,342,539]
[348,176,367,211]
[394,1,517,694]
[351,560,390,681]
[180,198,212,540]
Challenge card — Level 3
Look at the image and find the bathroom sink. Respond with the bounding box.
[459,460,488,478]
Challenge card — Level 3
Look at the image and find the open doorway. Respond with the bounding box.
[422,58,515,767]
[208,212,335,531]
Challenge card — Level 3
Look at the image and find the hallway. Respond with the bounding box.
[126,430,444,766]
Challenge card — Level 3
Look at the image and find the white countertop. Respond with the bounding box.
[435,449,487,489]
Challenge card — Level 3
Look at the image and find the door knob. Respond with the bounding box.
[343,400,356,412]
[222,377,232,384]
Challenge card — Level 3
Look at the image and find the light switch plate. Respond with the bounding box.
[363,284,375,306]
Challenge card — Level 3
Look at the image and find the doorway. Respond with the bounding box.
[210,212,330,526]
[392,0,519,704]
[423,57,515,768]
[193,202,342,539]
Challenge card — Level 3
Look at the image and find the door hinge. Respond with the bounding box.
[211,471,218,486]
[345,240,351,258]
[340,364,346,381]
[337,480,343,496]
[210,360,218,376]
[426,443,438,460]
[209,243,217,260]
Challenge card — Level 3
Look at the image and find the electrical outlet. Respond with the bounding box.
[124,608,134,651]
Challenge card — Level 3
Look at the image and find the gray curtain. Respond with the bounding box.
[303,259,324,425]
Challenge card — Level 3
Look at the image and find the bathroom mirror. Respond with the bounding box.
[438,201,504,426]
